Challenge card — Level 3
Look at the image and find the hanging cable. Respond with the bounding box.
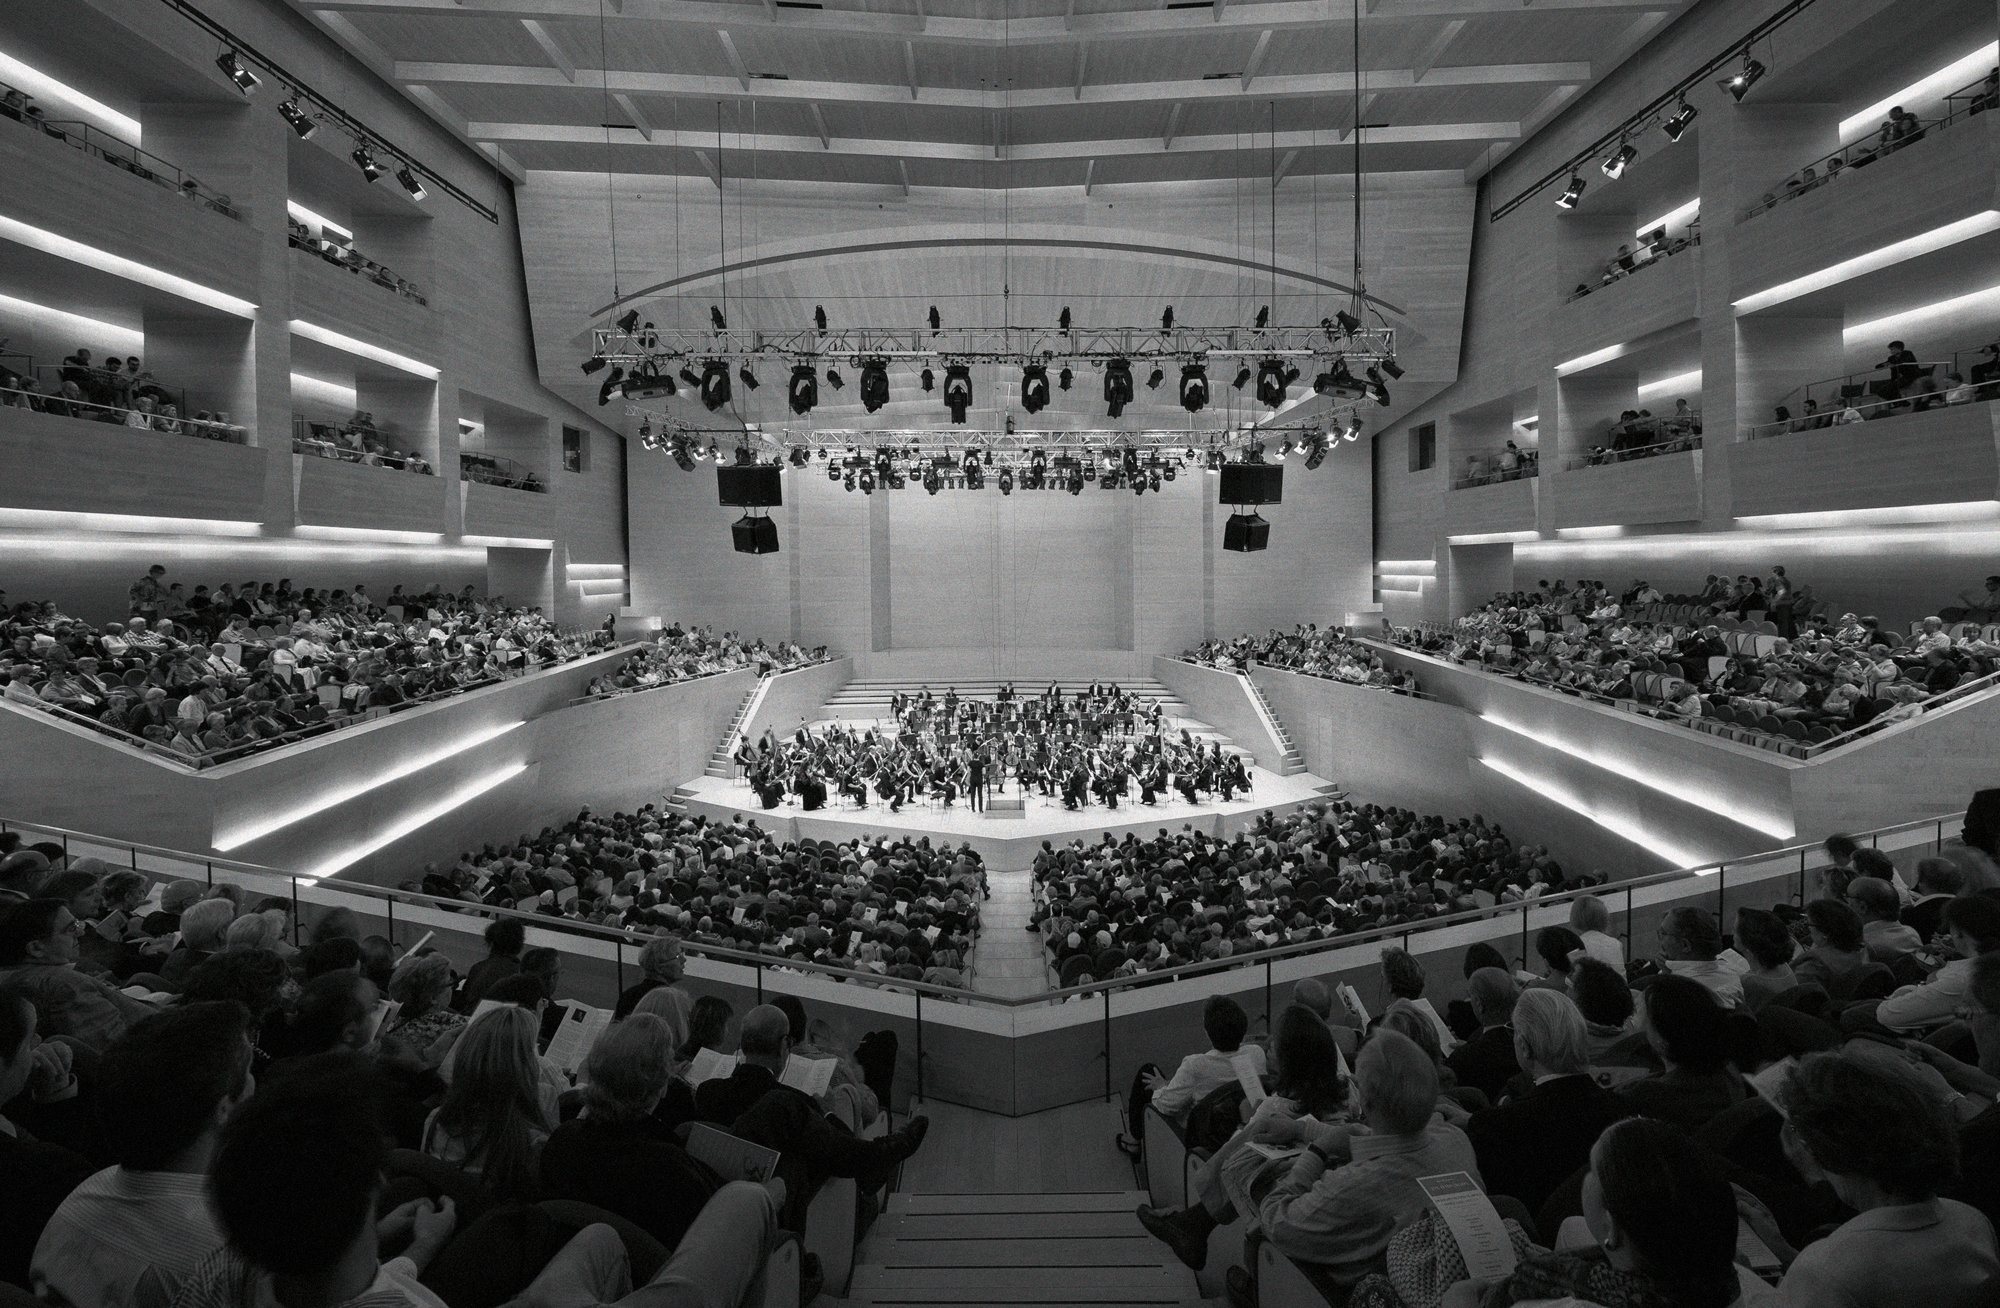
[596,0,621,306]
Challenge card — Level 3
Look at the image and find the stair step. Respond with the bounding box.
[877,1212,1142,1239]
[861,1237,1165,1268]
[889,1192,1146,1215]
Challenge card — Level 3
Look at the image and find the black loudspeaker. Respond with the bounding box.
[1223,512,1269,553]
[731,515,779,554]
[1218,463,1284,506]
[717,464,782,508]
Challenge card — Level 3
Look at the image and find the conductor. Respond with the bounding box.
[969,748,987,812]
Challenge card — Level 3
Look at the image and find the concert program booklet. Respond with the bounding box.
[686,1123,782,1183]
[780,1054,839,1097]
[542,1003,612,1077]
[1418,1172,1517,1279]
[686,1048,741,1085]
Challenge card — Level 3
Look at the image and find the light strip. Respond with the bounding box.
[1840,42,2000,141]
[462,534,555,549]
[1556,525,1625,539]
[0,291,140,354]
[0,532,482,563]
[1734,501,2000,531]
[302,763,527,880]
[286,201,351,240]
[1378,573,1432,585]
[1636,199,1699,238]
[1446,530,1541,545]
[0,507,261,536]
[572,579,628,596]
[1477,756,1716,868]
[290,371,358,408]
[1375,559,1436,572]
[1556,342,1630,376]
[564,563,628,578]
[1843,283,2000,344]
[0,51,141,142]
[289,319,439,380]
[1516,523,2000,559]
[294,524,445,544]
[1734,212,2000,314]
[214,722,525,850]
[1379,583,1424,595]
[1480,714,1795,839]
[0,214,257,317]
[1636,368,1701,400]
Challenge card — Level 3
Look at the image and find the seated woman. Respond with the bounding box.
[1616,975,1744,1132]
[421,1005,552,1201]
[381,952,468,1072]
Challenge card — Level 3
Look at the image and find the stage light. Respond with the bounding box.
[1145,367,1165,390]
[1254,305,1270,329]
[998,468,1014,495]
[1303,431,1330,470]
[678,366,702,388]
[1160,305,1174,331]
[920,367,935,392]
[1343,418,1362,441]
[278,98,315,139]
[859,357,889,412]
[1255,359,1288,408]
[814,304,827,331]
[1020,364,1050,413]
[1179,364,1209,413]
[1231,366,1253,390]
[1601,140,1638,179]
[1555,174,1585,209]
[580,356,606,376]
[620,366,675,400]
[699,359,732,411]
[616,308,641,334]
[1058,305,1072,332]
[710,305,727,330]
[737,365,759,391]
[1103,358,1134,418]
[788,364,818,415]
[1365,365,1392,405]
[858,467,875,494]
[1068,473,1083,495]
[1058,366,1073,391]
[943,364,972,423]
[395,164,427,200]
[595,367,624,406]
[824,367,844,390]
[843,473,856,491]
[1379,357,1404,380]
[352,145,384,182]
[928,304,942,330]
[788,446,809,468]
[1721,53,1765,102]
[217,51,260,94]
[1662,99,1698,141]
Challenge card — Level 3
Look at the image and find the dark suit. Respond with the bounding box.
[0,1128,95,1289]
[1903,894,1952,945]
[1466,1074,1631,1214]
[1444,1024,1522,1104]
[539,1116,721,1250]
[705,1062,906,1229]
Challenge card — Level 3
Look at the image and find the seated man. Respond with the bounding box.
[0,898,158,1051]
[1848,876,1921,960]
[1117,995,1265,1155]
[1648,906,1743,1008]
[33,1001,254,1308]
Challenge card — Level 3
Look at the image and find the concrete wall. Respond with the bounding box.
[1150,656,1288,772]
[740,657,854,746]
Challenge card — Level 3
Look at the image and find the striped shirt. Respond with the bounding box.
[33,1167,223,1308]
[170,1249,447,1308]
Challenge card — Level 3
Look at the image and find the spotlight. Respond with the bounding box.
[710,305,727,330]
[927,305,942,331]
[1334,309,1360,335]
[1661,99,1698,142]
[1160,306,1175,331]
[1231,366,1253,391]
[278,98,315,139]
[1255,359,1288,408]
[1365,366,1392,406]
[352,145,383,182]
[1179,364,1209,413]
[1143,367,1163,391]
[620,366,675,400]
[737,365,759,391]
[1148,471,1162,493]
[216,51,260,94]
[616,309,641,334]
[1379,358,1404,380]
[998,468,1014,496]
[1068,473,1083,495]
[1103,358,1134,418]
[672,440,696,472]
[1020,364,1050,414]
[825,367,845,390]
[859,358,889,413]
[678,367,702,389]
[844,473,856,492]
[395,164,427,200]
[580,356,607,376]
[1058,366,1073,391]
[943,364,972,424]
[814,305,827,331]
[1343,418,1362,442]
[1303,432,1330,470]
[1555,174,1586,210]
[1720,53,1765,102]
[595,366,624,406]
[1058,305,1072,332]
[920,367,935,392]
[699,360,732,411]
[788,446,809,468]
[1600,140,1638,179]
[858,468,875,494]
[786,365,818,416]
[1253,305,1270,329]
[924,467,942,495]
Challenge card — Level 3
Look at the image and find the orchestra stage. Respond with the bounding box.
[675,764,1336,867]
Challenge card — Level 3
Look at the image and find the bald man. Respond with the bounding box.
[694,1004,928,1230]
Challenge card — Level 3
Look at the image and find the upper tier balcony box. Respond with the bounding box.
[1555,250,1700,363]
[295,452,450,534]
[1444,474,1537,536]
[1552,448,1702,529]
[290,247,432,353]
[0,120,253,305]
[1731,402,2000,517]
[0,409,268,522]
[1732,113,1999,298]
[461,478,550,540]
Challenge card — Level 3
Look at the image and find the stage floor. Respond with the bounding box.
[679,764,1333,868]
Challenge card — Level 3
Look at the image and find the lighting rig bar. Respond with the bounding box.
[590,324,1396,367]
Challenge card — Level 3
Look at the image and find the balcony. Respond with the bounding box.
[0,404,268,521]
[462,477,552,541]
[289,243,433,352]
[1551,444,1702,528]
[1555,241,1701,362]
[1732,399,2000,517]
[294,440,448,534]
[1443,473,1538,538]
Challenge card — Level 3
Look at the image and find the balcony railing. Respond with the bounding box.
[459,451,546,492]
[1743,70,1999,221]
[293,415,437,474]
[1568,418,1702,469]
[2,381,248,443]
[0,87,240,220]
[1564,224,1702,303]
[1751,345,2000,436]
[288,230,429,306]
[1452,452,1540,489]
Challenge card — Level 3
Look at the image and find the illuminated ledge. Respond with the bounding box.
[304,762,528,879]
[1478,755,1716,869]
[0,213,256,317]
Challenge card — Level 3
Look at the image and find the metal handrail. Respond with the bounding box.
[1754,351,2000,436]
[459,451,546,492]
[1743,70,1997,220]
[0,807,1962,1011]
[287,230,429,306]
[1564,226,1702,303]
[2,382,248,443]
[1567,431,1703,470]
[292,415,436,473]
[1452,458,1540,490]
[569,654,836,707]
[0,92,241,220]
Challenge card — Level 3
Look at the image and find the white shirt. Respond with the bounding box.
[1151,1045,1267,1121]
[1578,929,1625,968]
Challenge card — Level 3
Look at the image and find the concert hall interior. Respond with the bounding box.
[4,1,2000,1307]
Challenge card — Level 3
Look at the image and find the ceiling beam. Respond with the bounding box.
[898,159,911,196]
[476,139,528,183]
[394,59,1593,112]
[1162,102,1184,149]
[1334,91,1379,139]
[807,102,830,148]
[1213,0,1228,18]
[1241,29,1272,91]
[1073,42,1087,100]
[904,41,919,99]
[693,147,720,187]
[518,18,574,82]
[611,91,652,139]
[716,30,749,91]
[1271,147,1299,187]
[1408,19,1465,82]
[1083,157,1095,196]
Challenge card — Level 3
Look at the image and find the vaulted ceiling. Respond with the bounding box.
[294,0,1688,191]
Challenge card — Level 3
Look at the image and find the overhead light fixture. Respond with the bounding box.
[942,364,972,423]
[1103,358,1134,418]
[858,467,875,494]
[1058,305,1072,332]
[699,359,732,411]
[1253,305,1270,329]
[1378,358,1404,381]
[997,467,1014,496]
[216,50,260,94]
[1020,364,1050,413]
[1255,358,1288,408]
[1720,53,1765,102]
[277,98,315,139]
[787,446,809,468]
[1343,418,1362,442]
[1057,366,1073,391]
[813,304,827,331]
[1601,140,1638,179]
[1661,99,1698,142]
[788,363,819,415]
[1365,365,1392,406]
[1145,367,1165,390]
[1231,366,1253,391]
[859,357,889,412]
[710,305,727,330]
[1179,364,1209,413]
[737,365,759,391]
[395,164,427,201]
[824,366,845,390]
[1555,174,1586,209]
[1334,309,1360,335]
[580,356,606,376]
[351,145,383,182]
[595,366,625,406]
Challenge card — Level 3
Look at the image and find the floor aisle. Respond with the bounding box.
[969,867,1045,1000]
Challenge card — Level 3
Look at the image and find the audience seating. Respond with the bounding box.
[0,81,238,218]
[1565,220,1701,301]
[287,214,428,304]
[1182,626,1419,695]
[292,413,436,474]
[580,627,829,700]
[1,349,246,443]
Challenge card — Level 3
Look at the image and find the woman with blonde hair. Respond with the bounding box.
[633,985,699,1132]
[382,952,466,1069]
[422,1005,551,1199]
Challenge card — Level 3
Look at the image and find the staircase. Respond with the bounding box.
[847,1190,1203,1308]
[705,685,764,779]
[1242,677,1307,776]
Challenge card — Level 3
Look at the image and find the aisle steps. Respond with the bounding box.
[1242,679,1307,776]
[847,1190,1202,1308]
[705,685,764,779]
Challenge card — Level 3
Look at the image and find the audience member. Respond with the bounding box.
[1617,975,1743,1131]
[1183,625,1419,694]
[1652,907,1744,1009]
[0,898,157,1050]
[1119,995,1262,1154]
[0,992,95,1291]
[1443,968,1522,1103]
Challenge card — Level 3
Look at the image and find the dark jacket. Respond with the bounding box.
[1466,1074,1631,1214]
[1445,1024,1522,1104]
[538,1115,720,1250]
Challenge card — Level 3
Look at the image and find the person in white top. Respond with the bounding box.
[1568,894,1626,969]
[1872,897,2000,1033]
[1118,995,1265,1155]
